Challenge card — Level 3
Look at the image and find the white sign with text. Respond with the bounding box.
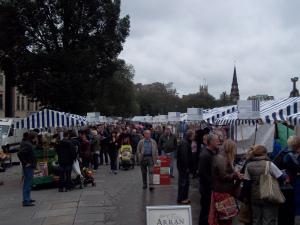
[146,205,192,225]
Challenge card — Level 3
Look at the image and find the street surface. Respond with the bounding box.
[0,162,200,225]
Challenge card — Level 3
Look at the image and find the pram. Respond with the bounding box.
[72,160,96,188]
[119,144,134,170]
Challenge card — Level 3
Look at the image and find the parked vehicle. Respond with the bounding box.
[0,118,27,153]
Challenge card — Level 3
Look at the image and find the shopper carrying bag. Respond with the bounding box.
[260,161,286,204]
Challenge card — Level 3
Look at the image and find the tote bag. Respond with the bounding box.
[259,161,285,204]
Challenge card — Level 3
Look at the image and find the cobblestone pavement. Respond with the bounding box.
[1,163,299,225]
[0,163,200,225]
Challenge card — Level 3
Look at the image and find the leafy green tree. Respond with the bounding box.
[0,0,130,114]
[135,82,181,115]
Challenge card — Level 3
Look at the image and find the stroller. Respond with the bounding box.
[73,159,96,188]
[119,144,134,170]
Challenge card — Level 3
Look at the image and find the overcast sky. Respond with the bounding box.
[120,0,300,99]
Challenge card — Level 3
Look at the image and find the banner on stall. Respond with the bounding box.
[146,205,192,225]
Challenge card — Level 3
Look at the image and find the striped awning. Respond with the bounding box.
[215,97,300,125]
[14,109,87,129]
[204,105,237,124]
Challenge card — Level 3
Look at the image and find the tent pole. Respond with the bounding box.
[253,122,258,145]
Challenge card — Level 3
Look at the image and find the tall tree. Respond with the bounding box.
[0,0,130,114]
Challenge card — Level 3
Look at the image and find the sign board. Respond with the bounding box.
[146,205,192,225]
[187,108,203,115]
[238,100,260,119]
[87,112,100,117]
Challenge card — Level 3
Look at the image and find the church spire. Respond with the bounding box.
[230,65,240,102]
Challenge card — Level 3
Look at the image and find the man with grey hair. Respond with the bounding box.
[137,130,158,191]
[198,133,219,225]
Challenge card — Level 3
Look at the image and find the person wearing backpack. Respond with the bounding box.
[17,132,37,207]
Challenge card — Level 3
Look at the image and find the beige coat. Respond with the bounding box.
[137,138,158,163]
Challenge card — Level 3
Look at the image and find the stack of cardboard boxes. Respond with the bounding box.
[153,156,171,185]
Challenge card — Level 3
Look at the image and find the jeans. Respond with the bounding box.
[199,182,211,225]
[140,157,154,186]
[59,165,72,190]
[252,201,278,225]
[23,167,34,204]
[162,151,174,176]
[93,153,99,170]
[177,170,190,202]
[100,145,109,165]
[108,150,118,171]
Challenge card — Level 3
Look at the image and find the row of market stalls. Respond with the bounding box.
[130,97,300,154]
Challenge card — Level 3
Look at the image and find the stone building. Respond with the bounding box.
[0,72,40,118]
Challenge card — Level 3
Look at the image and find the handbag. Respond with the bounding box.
[214,193,239,220]
[259,161,286,204]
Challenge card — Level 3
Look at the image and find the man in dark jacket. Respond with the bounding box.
[158,127,177,178]
[18,132,37,207]
[56,132,76,192]
[198,133,219,225]
[177,130,193,204]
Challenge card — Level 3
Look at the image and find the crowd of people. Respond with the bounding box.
[15,122,300,225]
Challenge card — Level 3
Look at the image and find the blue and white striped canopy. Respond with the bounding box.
[204,106,237,124]
[14,109,87,129]
[215,97,300,125]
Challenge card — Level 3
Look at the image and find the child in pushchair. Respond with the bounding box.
[73,159,96,188]
[119,144,135,170]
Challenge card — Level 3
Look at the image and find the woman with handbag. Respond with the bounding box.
[209,140,243,225]
[244,145,285,225]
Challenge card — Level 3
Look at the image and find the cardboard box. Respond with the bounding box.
[160,174,171,185]
[153,174,160,185]
[153,166,160,174]
[160,167,170,175]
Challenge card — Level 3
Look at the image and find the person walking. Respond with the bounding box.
[56,132,77,192]
[131,128,142,165]
[158,127,177,178]
[209,140,243,225]
[177,130,193,204]
[17,132,37,207]
[198,133,219,225]
[137,130,158,191]
[90,129,101,170]
[79,132,91,168]
[108,131,119,174]
[244,145,284,225]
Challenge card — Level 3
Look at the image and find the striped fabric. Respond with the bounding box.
[204,106,237,124]
[215,97,300,125]
[14,109,87,129]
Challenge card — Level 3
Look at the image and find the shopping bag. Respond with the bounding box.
[73,160,82,177]
[259,161,285,204]
[238,202,252,224]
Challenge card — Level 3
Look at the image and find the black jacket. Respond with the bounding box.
[18,140,37,169]
[177,138,192,173]
[198,146,217,188]
[56,139,77,166]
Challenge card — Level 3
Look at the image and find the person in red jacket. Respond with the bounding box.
[79,132,91,168]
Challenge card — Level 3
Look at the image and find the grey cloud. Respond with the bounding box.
[120,0,300,99]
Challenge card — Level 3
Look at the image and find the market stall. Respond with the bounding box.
[14,109,87,187]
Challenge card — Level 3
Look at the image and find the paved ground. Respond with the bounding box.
[1,161,299,225]
[0,162,200,225]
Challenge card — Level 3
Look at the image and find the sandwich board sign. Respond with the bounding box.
[146,205,192,225]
